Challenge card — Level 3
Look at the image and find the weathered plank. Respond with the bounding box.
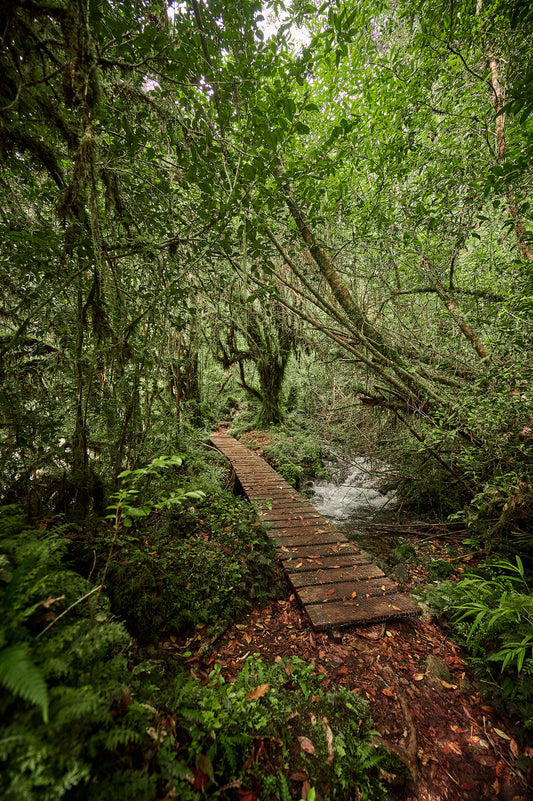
[279,542,360,558]
[271,530,345,547]
[283,554,371,571]
[306,595,421,629]
[297,578,399,605]
[210,431,420,630]
[287,563,384,587]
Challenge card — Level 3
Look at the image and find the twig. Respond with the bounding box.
[37,584,102,638]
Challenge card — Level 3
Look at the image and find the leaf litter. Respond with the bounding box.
[180,590,531,800]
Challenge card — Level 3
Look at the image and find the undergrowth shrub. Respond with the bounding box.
[98,491,281,644]
[427,556,533,731]
[159,654,400,800]
[262,427,327,480]
[64,449,281,645]
[0,506,158,800]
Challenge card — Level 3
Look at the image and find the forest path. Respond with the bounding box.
[210,431,420,630]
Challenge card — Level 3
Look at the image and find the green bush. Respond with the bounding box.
[427,556,533,728]
[426,558,455,582]
[262,427,328,480]
[100,491,280,644]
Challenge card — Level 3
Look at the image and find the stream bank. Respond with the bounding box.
[306,453,466,595]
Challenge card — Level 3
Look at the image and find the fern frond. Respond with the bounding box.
[101,726,144,751]
[0,643,49,722]
[50,685,104,726]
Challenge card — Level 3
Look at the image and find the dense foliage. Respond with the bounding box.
[0,498,401,801]
[1,0,533,796]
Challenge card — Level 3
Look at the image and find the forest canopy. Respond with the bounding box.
[1,0,531,528]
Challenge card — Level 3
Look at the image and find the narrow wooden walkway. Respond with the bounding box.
[210,432,420,631]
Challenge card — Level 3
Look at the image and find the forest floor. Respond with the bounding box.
[175,573,531,801]
[168,433,532,801]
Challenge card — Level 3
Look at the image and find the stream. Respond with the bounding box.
[307,455,402,563]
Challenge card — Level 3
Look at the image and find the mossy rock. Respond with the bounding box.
[427,558,455,581]
[391,543,417,564]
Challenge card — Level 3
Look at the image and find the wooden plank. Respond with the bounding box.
[252,499,314,509]
[288,563,384,588]
[298,578,399,605]
[254,497,312,506]
[265,517,328,529]
[282,553,370,571]
[272,523,337,536]
[271,530,347,547]
[307,595,422,630]
[278,542,360,558]
[259,511,323,522]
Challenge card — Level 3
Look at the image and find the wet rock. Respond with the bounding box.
[391,563,410,584]
[426,654,453,684]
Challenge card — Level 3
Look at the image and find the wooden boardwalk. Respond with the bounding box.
[210,432,420,631]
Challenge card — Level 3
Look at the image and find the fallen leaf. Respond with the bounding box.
[382,688,394,698]
[493,728,510,740]
[192,765,211,790]
[297,736,316,755]
[441,680,458,690]
[246,683,269,702]
[413,673,425,681]
[197,754,214,782]
[495,759,507,777]
[510,739,519,758]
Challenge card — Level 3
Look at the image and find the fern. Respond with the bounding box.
[0,644,48,722]
[86,768,157,801]
[50,685,106,727]
[101,725,144,751]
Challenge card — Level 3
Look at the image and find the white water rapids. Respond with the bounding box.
[309,457,397,523]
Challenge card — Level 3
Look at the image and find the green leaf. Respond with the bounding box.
[515,555,524,578]
[284,98,296,120]
[0,644,49,722]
